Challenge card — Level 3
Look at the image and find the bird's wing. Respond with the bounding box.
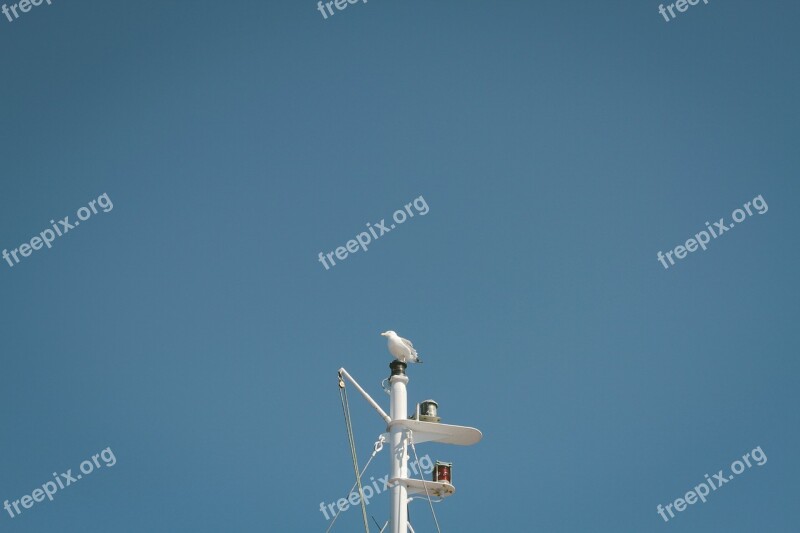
[399,337,417,355]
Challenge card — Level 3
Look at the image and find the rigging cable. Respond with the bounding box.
[409,430,442,533]
[337,373,371,533]
[326,434,386,532]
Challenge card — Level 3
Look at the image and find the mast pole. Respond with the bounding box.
[388,360,409,533]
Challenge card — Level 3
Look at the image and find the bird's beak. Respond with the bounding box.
[380,332,387,336]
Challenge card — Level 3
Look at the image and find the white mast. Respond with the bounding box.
[338,360,482,533]
[388,360,409,533]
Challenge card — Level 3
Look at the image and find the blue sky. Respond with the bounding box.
[1,1,798,531]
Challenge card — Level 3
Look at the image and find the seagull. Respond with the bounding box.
[380,331,423,363]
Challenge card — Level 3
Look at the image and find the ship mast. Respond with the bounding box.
[338,361,482,532]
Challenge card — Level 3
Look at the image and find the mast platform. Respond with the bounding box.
[386,419,483,446]
[388,477,456,499]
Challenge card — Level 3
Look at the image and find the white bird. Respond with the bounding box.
[380,331,423,363]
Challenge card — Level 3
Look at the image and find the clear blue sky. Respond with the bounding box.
[1,1,798,531]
